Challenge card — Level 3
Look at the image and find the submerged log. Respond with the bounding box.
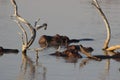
[50,51,120,61]
[94,53,120,59]
[0,46,19,56]
[49,44,120,61]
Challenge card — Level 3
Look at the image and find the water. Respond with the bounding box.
[0,0,120,80]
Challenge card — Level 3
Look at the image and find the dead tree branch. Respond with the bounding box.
[92,0,111,50]
[106,45,120,51]
[92,0,120,52]
[79,45,101,61]
[14,20,28,45]
[11,0,47,53]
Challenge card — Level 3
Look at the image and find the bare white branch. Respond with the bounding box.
[17,32,25,45]
[106,45,120,51]
[11,0,47,53]
[14,20,28,45]
[79,45,101,61]
[11,0,35,52]
[34,18,40,27]
[36,23,47,31]
[11,0,18,16]
[92,0,111,49]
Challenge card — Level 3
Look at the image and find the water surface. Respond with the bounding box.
[0,0,120,80]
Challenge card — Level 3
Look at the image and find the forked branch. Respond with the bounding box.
[92,0,111,50]
[11,0,47,53]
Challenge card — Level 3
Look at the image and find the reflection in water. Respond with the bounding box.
[64,57,79,63]
[79,50,120,80]
[99,58,110,80]
[16,47,120,80]
[17,53,47,80]
[79,58,91,68]
[79,58,110,80]
[103,51,110,72]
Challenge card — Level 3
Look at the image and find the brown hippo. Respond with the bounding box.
[39,34,80,48]
[49,44,94,58]
[67,45,94,53]
[50,49,82,58]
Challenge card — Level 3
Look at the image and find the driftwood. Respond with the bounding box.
[94,54,120,60]
[106,45,120,51]
[92,0,120,52]
[10,0,47,53]
[92,0,111,50]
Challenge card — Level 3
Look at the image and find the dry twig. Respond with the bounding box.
[92,0,120,52]
[11,0,47,53]
[92,0,111,50]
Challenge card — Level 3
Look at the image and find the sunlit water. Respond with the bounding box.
[0,0,120,80]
